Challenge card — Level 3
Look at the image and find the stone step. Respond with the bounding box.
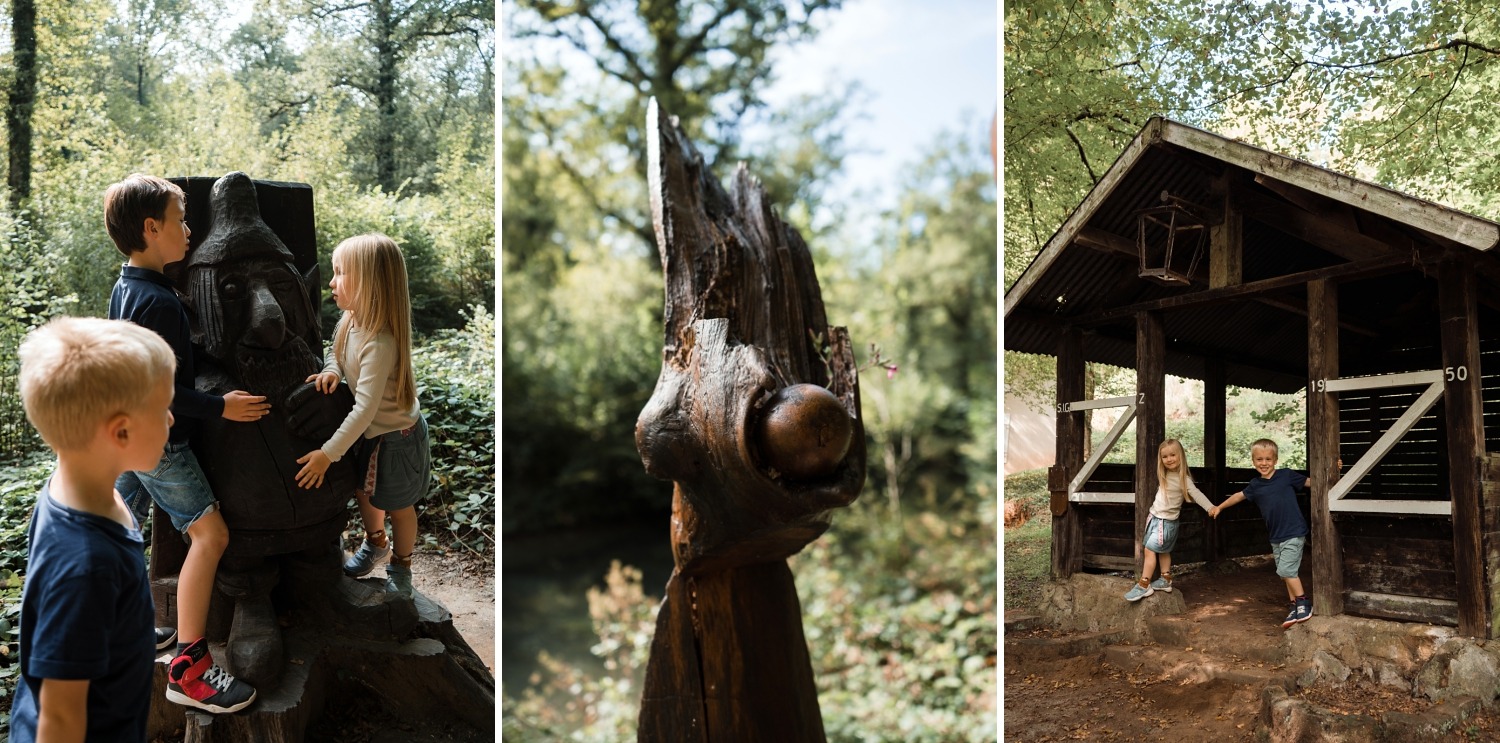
[1002,610,1043,634]
[1142,612,1292,665]
[1103,643,1309,691]
[1005,629,1130,664]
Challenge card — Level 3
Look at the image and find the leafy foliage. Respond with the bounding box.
[413,306,496,551]
[0,456,55,734]
[501,497,998,741]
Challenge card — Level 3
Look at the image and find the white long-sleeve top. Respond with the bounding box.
[1148,474,1215,520]
[319,325,421,462]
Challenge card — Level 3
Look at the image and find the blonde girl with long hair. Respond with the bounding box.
[295,233,431,596]
[1124,439,1215,602]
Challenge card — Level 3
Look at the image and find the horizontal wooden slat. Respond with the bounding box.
[1342,563,1458,600]
[1344,591,1458,626]
[1082,555,1136,572]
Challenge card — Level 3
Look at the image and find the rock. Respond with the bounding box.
[1415,643,1500,703]
[1260,684,1381,743]
[1297,650,1350,688]
[1039,573,1185,642]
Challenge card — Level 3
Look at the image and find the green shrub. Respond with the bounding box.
[502,495,998,741]
[0,456,54,734]
[1003,468,1049,517]
[412,306,495,553]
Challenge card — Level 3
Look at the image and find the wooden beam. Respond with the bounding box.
[1440,260,1487,637]
[1240,187,1391,261]
[1204,359,1227,562]
[1254,296,1380,339]
[1160,121,1500,252]
[1050,327,1085,579]
[1210,175,1243,287]
[1308,279,1344,616]
[1073,253,1412,326]
[1345,591,1458,626]
[1135,312,1166,572]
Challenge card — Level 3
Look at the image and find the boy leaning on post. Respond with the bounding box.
[1209,438,1339,629]
[9,317,174,742]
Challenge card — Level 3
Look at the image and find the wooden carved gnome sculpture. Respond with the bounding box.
[635,99,865,742]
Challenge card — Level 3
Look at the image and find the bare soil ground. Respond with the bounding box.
[1004,558,1500,741]
[406,546,495,671]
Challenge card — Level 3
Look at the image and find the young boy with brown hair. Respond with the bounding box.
[9,317,175,742]
[103,173,262,713]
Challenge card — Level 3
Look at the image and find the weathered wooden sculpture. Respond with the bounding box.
[143,172,493,742]
[635,99,865,741]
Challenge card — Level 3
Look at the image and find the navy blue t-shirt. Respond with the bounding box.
[9,480,154,743]
[1242,468,1310,543]
[109,264,224,442]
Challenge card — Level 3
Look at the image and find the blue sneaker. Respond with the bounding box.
[1282,598,1313,629]
[1123,581,1154,602]
[343,538,391,577]
[1149,576,1173,593]
[385,563,414,597]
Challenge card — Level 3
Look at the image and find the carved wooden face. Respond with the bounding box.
[181,174,322,400]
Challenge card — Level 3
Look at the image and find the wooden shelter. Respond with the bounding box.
[1004,117,1500,638]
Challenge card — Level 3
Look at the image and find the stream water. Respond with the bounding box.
[500,513,675,696]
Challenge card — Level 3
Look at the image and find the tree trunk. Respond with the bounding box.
[634,98,865,742]
[373,0,399,192]
[7,0,36,209]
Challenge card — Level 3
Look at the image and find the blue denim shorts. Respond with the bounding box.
[116,441,219,532]
[1142,515,1180,554]
[1272,536,1307,578]
[353,415,432,511]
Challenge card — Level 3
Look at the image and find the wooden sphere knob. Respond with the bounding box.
[755,383,852,480]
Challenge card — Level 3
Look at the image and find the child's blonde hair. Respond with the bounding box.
[330,233,416,409]
[18,317,175,451]
[1157,438,1195,495]
[1251,438,1279,459]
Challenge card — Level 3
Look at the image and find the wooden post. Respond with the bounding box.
[1050,326,1085,579]
[1135,312,1166,569]
[634,99,864,741]
[1203,359,1227,562]
[1439,260,1486,637]
[1209,175,1243,289]
[1482,455,1500,638]
[1307,279,1343,616]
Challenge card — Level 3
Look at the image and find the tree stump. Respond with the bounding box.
[634,98,865,742]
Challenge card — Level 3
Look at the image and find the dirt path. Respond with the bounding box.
[1005,652,1262,741]
[1004,558,1500,741]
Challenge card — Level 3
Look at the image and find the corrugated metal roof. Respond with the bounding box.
[1004,117,1500,393]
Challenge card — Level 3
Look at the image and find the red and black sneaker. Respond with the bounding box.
[165,638,257,714]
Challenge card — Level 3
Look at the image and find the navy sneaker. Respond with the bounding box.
[155,627,177,652]
[1282,599,1313,629]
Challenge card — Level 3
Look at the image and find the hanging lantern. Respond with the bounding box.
[1137,191,1209,286]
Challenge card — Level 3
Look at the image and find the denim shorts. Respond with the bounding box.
[1142,515,1180,554]
[1272,536,1307,578]
[116,441,219,533]
[353,415,432,511]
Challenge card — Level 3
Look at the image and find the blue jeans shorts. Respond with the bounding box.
[353,415,432,512]
[1271,536,1307,579]
[1142,515,1180,554]
[116,441,219,533]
